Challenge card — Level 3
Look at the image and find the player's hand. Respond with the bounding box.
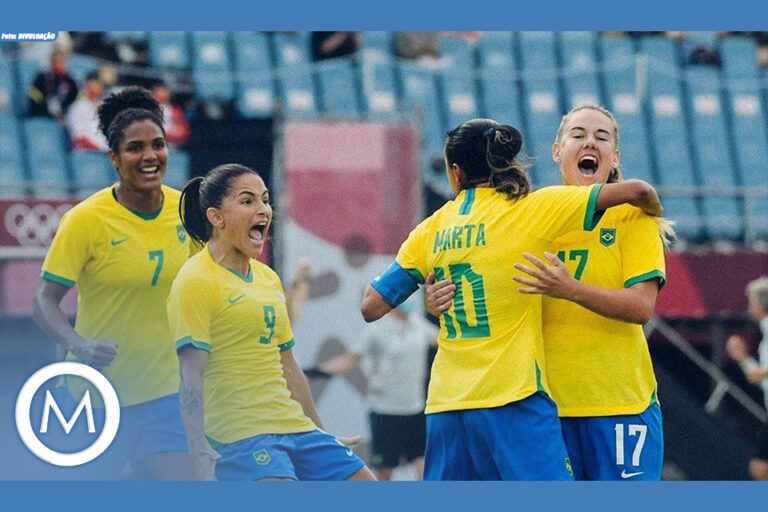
[337,435,361,447]
[71,338,119,369]
[296,259,312,281]
[191,446,220,481]
[513,252,577,300]
[424,272,456,316]
[725,334,749,363]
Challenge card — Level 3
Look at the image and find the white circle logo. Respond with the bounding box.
[15,362,120,467]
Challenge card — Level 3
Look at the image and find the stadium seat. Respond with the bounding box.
[0,62,17,120]
[397,60,444,156]
[103,32,148,45]
[22,118,69,198]
[0,118,27,197]
[272,32,318,116]
[164,150,190,191]
[518,32,563,186]
[67,54,99,84]
[358,50,398,118]
[684,66,742,240]
[720,37,760,80]
[70,151,114,199]
[232,32,275,118]
[600,36,655,184]
[439,36,475,71]
[149,32,190,70]
[641,36,702,239]
[558,32,601,109]
[476,32,521,126]
[316,58,361,117]
[191,32,235,103]
[361,32,393,57]
[16,57,41,115]
[720,40,768,239]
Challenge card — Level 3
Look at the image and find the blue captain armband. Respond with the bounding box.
[370,262,424,308]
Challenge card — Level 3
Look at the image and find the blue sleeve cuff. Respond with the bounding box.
[369,262,422,308]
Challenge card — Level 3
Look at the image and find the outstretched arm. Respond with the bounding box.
[597,179,662,217]
[514,252,659,324]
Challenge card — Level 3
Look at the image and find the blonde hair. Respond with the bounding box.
[746,276,768,313]
[557,104,676,248]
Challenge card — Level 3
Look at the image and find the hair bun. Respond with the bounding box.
[497,125,523,158]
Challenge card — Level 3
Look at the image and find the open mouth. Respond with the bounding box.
[249,222,268,243]
[577,156,598,177]
[138,165,161,175]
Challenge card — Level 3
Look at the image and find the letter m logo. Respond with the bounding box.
[39,390,96,434]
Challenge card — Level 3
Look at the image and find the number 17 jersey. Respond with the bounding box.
[372,185,604,414]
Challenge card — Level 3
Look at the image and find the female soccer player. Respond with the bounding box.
[361,118,663,480]
[426,106,672,480]
[33,87,193,479]
[168,164,376,481]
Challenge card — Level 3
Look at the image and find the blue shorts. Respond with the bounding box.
[38,388,188,479]
[215,429,365,481]
[560,403,663,481]
[424,392,573,481]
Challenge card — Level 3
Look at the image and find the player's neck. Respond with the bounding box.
[115,184,163,215]
[208,238,251,277]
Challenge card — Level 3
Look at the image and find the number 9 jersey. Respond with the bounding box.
[371,185,604,415]
[40,185,195,406]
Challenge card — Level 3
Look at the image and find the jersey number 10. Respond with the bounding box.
[433,263,490,340]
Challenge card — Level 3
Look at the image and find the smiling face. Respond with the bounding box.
[208,173,272,259]
[552,108,620,186]
[109,118,167,193]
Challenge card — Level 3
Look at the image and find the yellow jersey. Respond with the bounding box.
[373,184,604,414]
[167,246,316,446]
[543,204,666,417]
[41,185,192,406]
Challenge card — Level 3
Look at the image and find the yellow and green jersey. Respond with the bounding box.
[167,246,316,446]
[41,185,193,406]
[373,184,604,414]
[543,204,666,417]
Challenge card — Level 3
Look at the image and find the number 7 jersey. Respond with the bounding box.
[372,185,604,414]
[41,185,193,406]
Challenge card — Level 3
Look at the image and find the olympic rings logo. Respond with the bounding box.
[3,202,73,247]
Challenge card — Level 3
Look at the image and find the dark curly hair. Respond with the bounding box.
[444,118,531,200]
[97,86,165,152]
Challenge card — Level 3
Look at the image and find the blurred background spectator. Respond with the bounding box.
[27,49,78,119]
[65,71,108,151]
[151,81,190,149]
[311,32,360,61]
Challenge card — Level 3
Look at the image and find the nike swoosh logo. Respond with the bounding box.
[110,238,128,246]
[228,294,245,305]
[620,470,644,479]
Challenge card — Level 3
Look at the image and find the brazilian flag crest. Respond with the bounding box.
[176,225,187,243]
[253,448,271,465]
[599,227,616,247]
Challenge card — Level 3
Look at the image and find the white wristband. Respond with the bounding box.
[740,357,761,374]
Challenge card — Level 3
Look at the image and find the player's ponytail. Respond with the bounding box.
[445,118,531,201]
[180,177,208,245]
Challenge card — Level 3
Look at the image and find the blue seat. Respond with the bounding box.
[17,57,42,115]
[317,58,360,117]
[0,119,26,197]
[601,36,654,184]
[558,32,601,109]
[518,32,562,186]
[232,32,275,117]
[70,151,113,198]
[720,37,760,80]
[361,32,393,57]
[476,32,520,126]
[439,36,474,71]
[273,32,317,116]
[103,32,148,45]
[358,51,398,118]
[398,60,444,156]
[165,150,190,191]
[641,37,701,239]
[0,57,17,119]
[23,118,69,198]
[67,54,99,84]
[685,66,742,239]
[149,32,190,70]
[191,32,235,102]
[437,37,478,129]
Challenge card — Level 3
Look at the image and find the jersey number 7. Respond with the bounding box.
[433,263,490,340]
